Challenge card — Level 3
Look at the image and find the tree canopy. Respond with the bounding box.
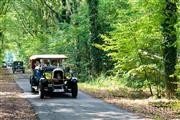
[0,0,179,98]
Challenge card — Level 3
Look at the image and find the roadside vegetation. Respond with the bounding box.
[79,76,180,119]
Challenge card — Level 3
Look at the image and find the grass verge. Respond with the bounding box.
[79,78,180,120]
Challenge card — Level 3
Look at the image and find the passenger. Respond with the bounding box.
[32,62,36,69]
[34,65,42,80]
[34,60,43,79]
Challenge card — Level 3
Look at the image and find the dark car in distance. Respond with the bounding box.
[12,61,25,73]
[2,61,7,68]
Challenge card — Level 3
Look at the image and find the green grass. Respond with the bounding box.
[79,74,150,99]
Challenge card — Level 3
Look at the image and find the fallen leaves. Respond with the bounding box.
[79,83,180,120]
[0,68,37,120]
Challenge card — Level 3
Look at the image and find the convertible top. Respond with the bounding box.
[30,54,67,60]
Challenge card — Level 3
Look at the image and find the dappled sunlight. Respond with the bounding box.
[86,111,143,119]
[53,108,74,113]
[80,81,180,119]
[31,99,148,120]
[104,98,180,119]
[0,0,179,119]
[18,92,39,99]
[0,91,19,97]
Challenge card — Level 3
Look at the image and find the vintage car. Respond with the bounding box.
[29,54,78,99]
[2,61,7,68]
[12,61,25,73]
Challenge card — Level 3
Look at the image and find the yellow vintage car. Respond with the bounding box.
[29,54,78,99]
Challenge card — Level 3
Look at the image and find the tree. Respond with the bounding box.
[98,0,169,95]
[0,0,11,62]
[161,0,178,98]
[88,0,105,75]
[87,0,98,75]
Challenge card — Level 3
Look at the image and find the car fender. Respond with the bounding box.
[71,77,78,83]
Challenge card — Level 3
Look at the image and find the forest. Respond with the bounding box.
[0,0,180,119]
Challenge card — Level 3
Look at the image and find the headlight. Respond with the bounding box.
[65,72,71,79]
[71,77,78,82]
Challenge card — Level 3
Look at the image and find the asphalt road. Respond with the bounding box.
[14,73,150,120]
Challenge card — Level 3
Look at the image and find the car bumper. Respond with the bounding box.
[44,84,69,93]
[14,68,24,71]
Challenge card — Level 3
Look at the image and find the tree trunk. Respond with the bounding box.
[162,0,177,98]
[87,0,100,75]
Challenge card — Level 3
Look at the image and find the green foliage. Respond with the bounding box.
[97,0,179,97]
[0,0,93,79]
[0,0,179,98]
[100,0,164,72]
[122,64,165,97]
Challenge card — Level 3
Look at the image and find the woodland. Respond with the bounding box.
[0,0,180,102]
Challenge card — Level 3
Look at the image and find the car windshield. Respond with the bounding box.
[14,62,23,66]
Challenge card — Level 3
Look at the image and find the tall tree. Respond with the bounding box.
[87,0,101,75]
[161,0,178,98]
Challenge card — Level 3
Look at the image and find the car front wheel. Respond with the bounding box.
[39,85,45,99]
[71,83,78,98]
[31,85,35,93]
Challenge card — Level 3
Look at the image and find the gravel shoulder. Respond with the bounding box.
[0,68,37,120]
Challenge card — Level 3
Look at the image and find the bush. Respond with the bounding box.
[122,64,165,96]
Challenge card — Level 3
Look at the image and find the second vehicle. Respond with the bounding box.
[12,61,25,73]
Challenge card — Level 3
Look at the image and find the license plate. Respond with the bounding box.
[54,89,64,92]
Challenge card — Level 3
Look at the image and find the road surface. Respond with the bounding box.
[14,73,150,120]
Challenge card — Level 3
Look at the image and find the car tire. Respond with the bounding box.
[71,83,78,98]
[39,85,45,99]
[31,85,35,93]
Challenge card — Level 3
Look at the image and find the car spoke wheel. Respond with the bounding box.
[71,83,78,98]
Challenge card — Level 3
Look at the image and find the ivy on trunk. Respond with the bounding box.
[162,0,178,98]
